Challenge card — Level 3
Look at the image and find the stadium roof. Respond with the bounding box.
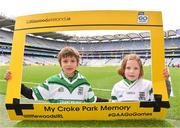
[0,14,15,31]
[0,14,179,42]
[32,32,73,40]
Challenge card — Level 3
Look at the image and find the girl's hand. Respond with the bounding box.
[163,67,170,80]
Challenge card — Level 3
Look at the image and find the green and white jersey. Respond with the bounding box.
[32,71,96,103]
[111,79,154,102]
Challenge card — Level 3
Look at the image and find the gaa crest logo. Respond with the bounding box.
[78,87,83,95]
[58,87,64,92]
[137,12,148,23]
[139,92,146,101]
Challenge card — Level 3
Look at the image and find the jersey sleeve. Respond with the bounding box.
[148,82,154,101]
[111,85,118,102]
[84,86,97,103]
[32,80,50,101]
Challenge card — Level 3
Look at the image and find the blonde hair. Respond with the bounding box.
[58,46,80,65]
[118,54,144,79]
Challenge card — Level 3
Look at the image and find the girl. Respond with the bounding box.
[111,54,171,102]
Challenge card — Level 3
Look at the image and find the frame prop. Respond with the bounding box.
[5,10,170,120]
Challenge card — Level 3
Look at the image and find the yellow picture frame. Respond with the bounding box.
[5,10,170,120]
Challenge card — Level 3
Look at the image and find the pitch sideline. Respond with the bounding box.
[0,79,111,92]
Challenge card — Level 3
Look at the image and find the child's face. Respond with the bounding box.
[124,59,140,81]
[61,56,78,77]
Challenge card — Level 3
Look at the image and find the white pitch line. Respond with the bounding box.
[0,79,111,92]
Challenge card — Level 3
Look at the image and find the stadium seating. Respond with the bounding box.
[0,29,180,67]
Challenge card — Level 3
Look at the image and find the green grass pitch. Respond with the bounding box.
[0,65,180,127]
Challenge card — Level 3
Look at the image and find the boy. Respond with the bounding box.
[5,46,108,103]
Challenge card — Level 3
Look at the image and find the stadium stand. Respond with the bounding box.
[0,14,180,67]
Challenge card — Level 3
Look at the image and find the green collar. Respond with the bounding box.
[124,78,136,85]
[62,70,78,82]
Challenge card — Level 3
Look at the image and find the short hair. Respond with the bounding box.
[118,54,144,79]
[58,46,80,65]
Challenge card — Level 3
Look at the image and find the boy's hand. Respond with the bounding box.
[4,71,12,80]
[163,67,170,80]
